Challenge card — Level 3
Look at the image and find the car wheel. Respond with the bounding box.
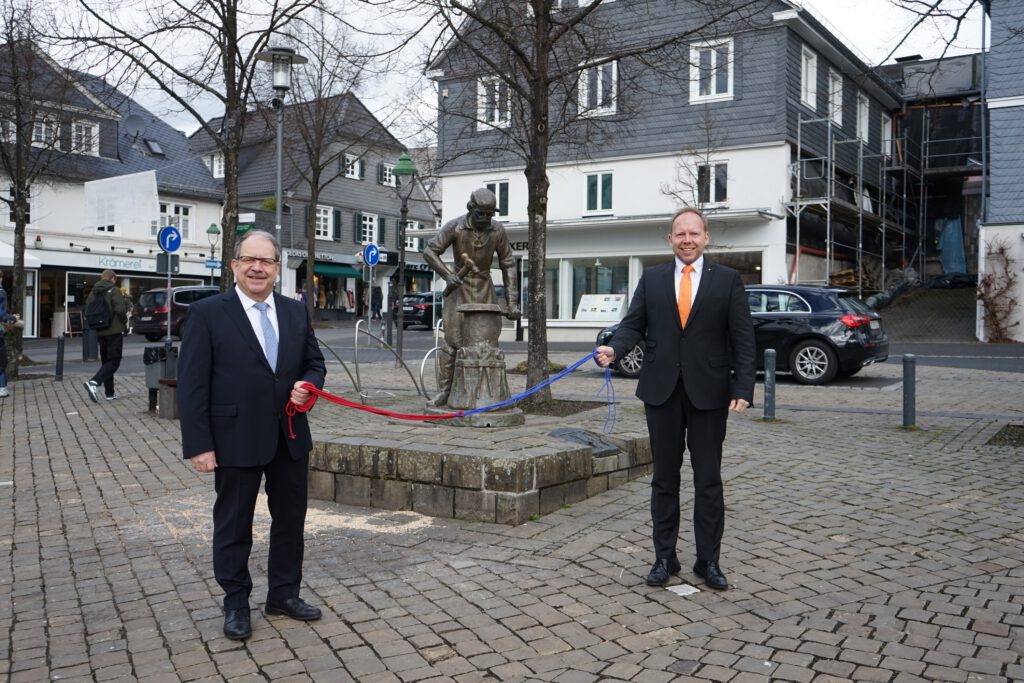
[789,339,838,385]
[144,333,163,342]
[613,343,644,378]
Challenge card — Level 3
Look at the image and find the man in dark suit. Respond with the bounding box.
[178,230,326,640]
[596,207,755,590]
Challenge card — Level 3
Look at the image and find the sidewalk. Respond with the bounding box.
[1,359,1022,682]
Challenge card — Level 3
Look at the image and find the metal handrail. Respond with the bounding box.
[354,319,425,399]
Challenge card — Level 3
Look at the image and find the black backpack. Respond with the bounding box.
[85,288,113,330]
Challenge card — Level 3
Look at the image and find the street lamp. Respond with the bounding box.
[255,45,306,292]
[206,222,221,286]
[391,152,418,363]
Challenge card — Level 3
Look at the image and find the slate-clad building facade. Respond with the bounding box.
[0,43,222,338]
[191,93,437,319]
[429,0,915,339]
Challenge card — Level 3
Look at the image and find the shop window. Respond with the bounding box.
[571,257,628,319]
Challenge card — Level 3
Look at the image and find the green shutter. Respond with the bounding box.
[359,159,365,180]
[377,163,384,184]
[379,217,386,245]
[586,175,597,211]
[354,212,362,242]
[304,205,310,238]
[499,183,509,216]
[333,208,342,240]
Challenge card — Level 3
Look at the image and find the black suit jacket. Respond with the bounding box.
[177,290,326,466]
[609,258,756,410]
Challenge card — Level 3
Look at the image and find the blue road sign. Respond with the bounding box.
[363,243,380,266]
[158,225,182,253]
[205,259,222,269]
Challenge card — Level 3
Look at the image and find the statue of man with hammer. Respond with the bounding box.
[422,188,520,407]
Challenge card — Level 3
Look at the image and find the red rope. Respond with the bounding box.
[285,382,461,439]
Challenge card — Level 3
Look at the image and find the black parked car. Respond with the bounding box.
[597,284,889,385]
[398,291,443,329]
[131,285,219,341]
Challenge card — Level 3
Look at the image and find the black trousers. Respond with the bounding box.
[644,378,728,563]
[91,333,124,396]
[212,433,309,610]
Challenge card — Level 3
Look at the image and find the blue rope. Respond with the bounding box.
[595,366,616,435]
[461,351,613,423]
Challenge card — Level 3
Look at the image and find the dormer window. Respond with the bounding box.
[205,152,225,178]
[144,138,164,156]
[72,121,99,156]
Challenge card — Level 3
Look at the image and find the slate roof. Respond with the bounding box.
[61,71,222,199]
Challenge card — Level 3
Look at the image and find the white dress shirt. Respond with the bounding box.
[235,286,279,359]
[674,255,704,306]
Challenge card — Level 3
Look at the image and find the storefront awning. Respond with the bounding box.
[304,261,361,278]
[0,240,43,268]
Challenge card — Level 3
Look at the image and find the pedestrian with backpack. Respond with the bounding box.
[83,269,128,402]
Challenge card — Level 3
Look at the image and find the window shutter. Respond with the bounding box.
[304,205,310,239]
[359,159,365,180]
[333,208,342,240]
[379,217,386,245]
[353,212,362,242]
[377,163,383,184]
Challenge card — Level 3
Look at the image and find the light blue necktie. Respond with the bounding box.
[254,301,278,371]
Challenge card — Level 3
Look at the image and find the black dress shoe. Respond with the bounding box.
[223,608,252,640]
[645,557,682,587]
[265,596,322,621]
[693,560,729,590]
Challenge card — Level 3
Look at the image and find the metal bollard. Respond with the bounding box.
[55,333,66,381]
[763,348,776,421]
[902,354,916,428]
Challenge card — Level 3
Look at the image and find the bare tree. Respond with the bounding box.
[414,0,771,402]
[66,0,318,290]
[661,104,728,209]
[0,0,110,375]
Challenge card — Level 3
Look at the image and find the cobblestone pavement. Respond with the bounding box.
[1,357,1023,682]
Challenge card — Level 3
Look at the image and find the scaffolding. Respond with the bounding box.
[786,114,925,297]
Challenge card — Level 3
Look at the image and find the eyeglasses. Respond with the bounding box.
[235,255,280,266]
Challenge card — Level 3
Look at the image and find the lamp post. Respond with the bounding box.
[206,222,221,286]
[391,152,418,364]
[255,45,306,293]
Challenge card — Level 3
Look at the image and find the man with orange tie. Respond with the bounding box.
[596,207,755,589]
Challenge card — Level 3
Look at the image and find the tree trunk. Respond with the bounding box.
[306,180,320,321]
[522,60,553,405]
[8,190,29,377]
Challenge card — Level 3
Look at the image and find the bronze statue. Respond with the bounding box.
[422,188,520,408]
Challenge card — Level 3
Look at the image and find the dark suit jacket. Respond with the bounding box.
[609,258,756,410]
[177,290,326,466]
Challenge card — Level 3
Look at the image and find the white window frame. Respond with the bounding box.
[485,180,510,217]
[380,163,396,187]
[579,61,618,116]
[857,93,870,143]
[881,113,893,157]
[697,161,729,208]
[689,38,734,104]
[584,171,613,215]
[800,47,818,110]
[72,121,99,156]
[827,69,843,126]
[477,76,511,129]
[404,220,423,251]
[315,205,332,240]
[204,152,224,178]
[150,201,194,241]
[360,212,379,245]
[32,118,59,149]
[344,153,363,179]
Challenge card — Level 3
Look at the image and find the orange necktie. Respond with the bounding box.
[678,264,694,329]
